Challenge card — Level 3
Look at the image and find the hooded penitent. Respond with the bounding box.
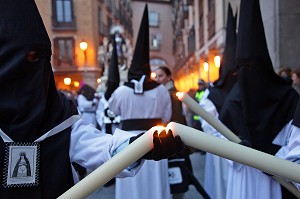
[0,0,77,197]
[78,84,96,101]
[0,0,77,141]
[104,35,120,100]
[236,0,299,155]
[124,4,159,93]
[207,3,237,113]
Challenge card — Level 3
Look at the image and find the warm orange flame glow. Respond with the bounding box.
[79,41,88,51]
[204,62,209,72]
[73,81,80,87]
[151,72,156,79]
[153,125,167,135]
[176,92,184,100]
[64,77,71,86]
[156,126,165,131]
[214,55,221,68]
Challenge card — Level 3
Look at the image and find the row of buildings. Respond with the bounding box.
[36,0,300,92]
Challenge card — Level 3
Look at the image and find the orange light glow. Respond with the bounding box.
[153,125,166,135]
[176,92,184,100]
[151,72,156,79]
[64,77,71,86]
[203,62,209,72]
[214,56,221,68]
[73,81,80,87]
[156,126,165,131]
[79,41,88,51]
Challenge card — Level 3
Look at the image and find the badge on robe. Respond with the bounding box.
[0,115,80,188]
[3,142,40,188]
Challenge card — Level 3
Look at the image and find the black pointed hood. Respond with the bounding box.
[236,0,299,155]
[105,35,120,100]
[128,4,150,81]
[124,4,159,93]
[78,84,96,101]
[0,0,77,141]
[208,3,237,112]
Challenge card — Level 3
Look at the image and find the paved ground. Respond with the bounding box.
[86,151,206,199]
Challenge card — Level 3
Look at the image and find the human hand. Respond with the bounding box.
[129,129,185,161]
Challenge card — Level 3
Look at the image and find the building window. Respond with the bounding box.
[53,37,75,67]
[207,0,215,39]
[106,0,112,11]
[98,7,104,34]
[199,0,204,47]
[149,11,159,27]
[52,0,76,29]
[150,33,162,50]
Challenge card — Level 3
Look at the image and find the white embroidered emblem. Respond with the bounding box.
[3,142,40,188]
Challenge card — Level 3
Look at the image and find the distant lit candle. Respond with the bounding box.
[167,122,300,184]
[176,92,241,143]
[58,126,160,199]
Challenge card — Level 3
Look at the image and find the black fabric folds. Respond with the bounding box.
[0,0,78,198]
[104,35,120,100]
[0,0,78,141]
[235,0,299,155]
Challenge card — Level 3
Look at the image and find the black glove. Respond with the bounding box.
[130,129,185,161]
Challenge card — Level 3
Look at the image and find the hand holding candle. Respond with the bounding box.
[58,126,184,199]
[129,128,184,161]
[176,92,300,197]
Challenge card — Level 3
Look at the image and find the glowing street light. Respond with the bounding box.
[203,62,209,72]
[64,77,71,86]
[79,40,88,67]
[203,62,210,82]
[214,55,221,68]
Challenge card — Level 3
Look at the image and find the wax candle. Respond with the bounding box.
[176,92,241,143]
[58,126,158,199]
[167,122,300,184]
[177,92,299,196]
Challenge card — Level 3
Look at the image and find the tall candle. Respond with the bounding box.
[58,126,159,199]
[167,122,300,184]
[176,92,241,143]
[177,92,299,195]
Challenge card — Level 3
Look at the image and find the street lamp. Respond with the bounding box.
[79,40,88,67]
[203,62,210,82]
[64,77,72,91]
[214,55,221,68]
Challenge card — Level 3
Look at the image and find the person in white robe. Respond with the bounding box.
[200,90,229,199]
[198,4,238,198]
[109,4,173,199]
[77,84,99,127]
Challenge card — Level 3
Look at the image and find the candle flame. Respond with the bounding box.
[176,92,184,100]
[155,125,165,134]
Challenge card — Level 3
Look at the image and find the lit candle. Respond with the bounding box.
[167,122,300,184]
[58,126,159,199]
[176,92,241,143]
[177,92,299,195]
